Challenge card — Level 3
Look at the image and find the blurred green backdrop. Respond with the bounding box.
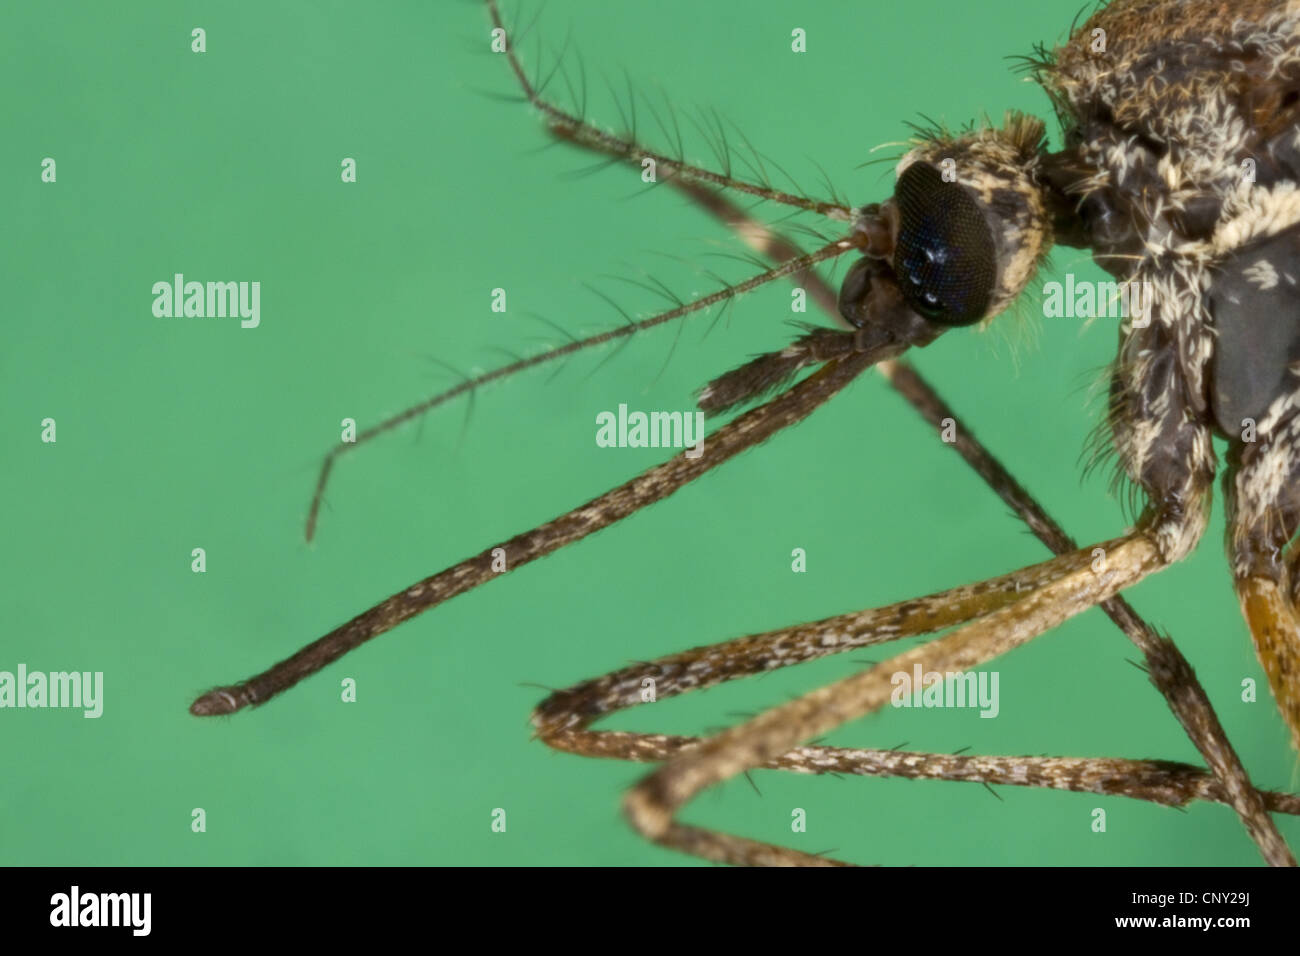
[3,0,1297,866]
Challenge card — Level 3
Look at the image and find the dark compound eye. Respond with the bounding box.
[892,162,997,325]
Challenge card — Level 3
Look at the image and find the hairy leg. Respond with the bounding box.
[534,538,1297,818]
[618,532,1165,865]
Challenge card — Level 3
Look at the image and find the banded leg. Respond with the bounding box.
[616,531,1167,865]
[531,544,1300,838]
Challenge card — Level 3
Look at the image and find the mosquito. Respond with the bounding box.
[191,0,1300,865]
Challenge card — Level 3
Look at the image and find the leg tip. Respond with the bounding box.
[190,688,243,717]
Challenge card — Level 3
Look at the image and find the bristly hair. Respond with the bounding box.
[903,110,1048,159]
[1000,110,1051,159]
[1007,41,1057,82]
[902,114,959,147]
[986,249,1048,371]
[1080,355,1145,524]
[1005,0,1102,143]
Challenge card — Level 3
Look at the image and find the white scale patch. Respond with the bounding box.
[1244,259,1280,291]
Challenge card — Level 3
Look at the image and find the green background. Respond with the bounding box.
[4,0,1298,866]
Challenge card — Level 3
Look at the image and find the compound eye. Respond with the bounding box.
[892,162,997,325]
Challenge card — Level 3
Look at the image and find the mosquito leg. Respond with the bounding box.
[619,530,1167,865]
[888,361,1293,863]
[533,534,1299,816]
[193,343,894,716]
[1235,577,1300,745]
[1225,429,1300,752]
[483,0,852,220]
[543,735,1300,816]
[535,536,1108,735]
[660,182,1295,863]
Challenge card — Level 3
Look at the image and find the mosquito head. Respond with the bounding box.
[840,112,1051,337]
